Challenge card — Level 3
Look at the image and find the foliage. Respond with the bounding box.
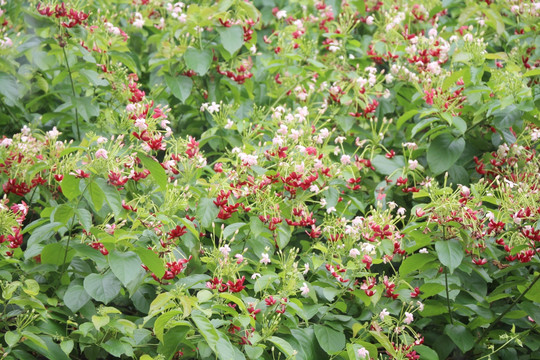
[1,0,539,359]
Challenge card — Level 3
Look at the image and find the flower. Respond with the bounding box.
[349,248,361,258]
[380,308,390,321]
[408,159,418,170]
[357,347,369,359]
[404,312,414,325]
[260,252,271,265]
[219,244,231,257]
[300,283,310,296]
[95,149,108,159]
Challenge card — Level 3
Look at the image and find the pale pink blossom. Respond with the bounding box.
[96,149,108,159]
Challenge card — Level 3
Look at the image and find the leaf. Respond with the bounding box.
[92,315,110,331]
[0,72,24,105]
[192,312,219,350]
[223,222,246,239]
[373,155,405,175]
[60,175,81,200]
[522,274,540,303]
[427,134,465,175]
[134,247,165,279]
[41,243,75,265]
[5,331,20,347]
[88,181,105,212]
[138,153,168,192]
[83,272,122,304]
[218,26,244,55]
[95,178,123,217]
[313,324,346,354]
[154,310,184,342]
[415,345,440,360]
[165,75,193,103]
[444,324,474,352]
[196,198,219,228]
[76,208,92,231]
[396,109,419,129]
[435,240,464,274]
[184,47,212,76]
[52,205,75,225]
[399,253,437,276]
[26,222,62,248]
[267,337,296,358]
[108,250,146,294]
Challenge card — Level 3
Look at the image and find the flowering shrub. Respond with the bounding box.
[1,0,539,359]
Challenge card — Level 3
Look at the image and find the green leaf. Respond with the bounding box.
[267,337,296,358]
[154,310,184,342]
[92,315,110,331]
[88,181,105,212]
[61,175,81,200]
[165,75,193,103]
[396,109,418,129]
[184,47,212,76]
[63,285,91,313]
[95,178,123,217]
[41,243,75,265]
[373,155,405,175]
[313,324,346,354]
[223,222,246,239]
[427,134,465,175]
[192,312,219,350]
[435,239,464,274]
[27,222,62,248]
[523,274,540,303]
[218,26,244,55]
[444,324,474,352]
[138,153,168,192]
[52,204,74,225]
[415,345,440,360]
[83,272,122,304]
[399,253,437,276]
[524,68,540,77]
[134,247,165,279]
[108,250,146,294]
[5,331,20,347]
[196,198,219,228]
[76,208,92,231]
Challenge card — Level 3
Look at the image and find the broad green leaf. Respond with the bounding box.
[373,155,405,175]
[184,47,212,76]
[267,337,295,358]
[415,345,440,360]
[399,253,437,276]
[52,204,74,225]
[88,181,105,212]
[313,324,346,354]
[444,324,474,352]
[5,331,20,347]
[223,222,246,239]
[134,247,165,279]
[41,242,75,266]
[165,75,193,103]
[192,312,219,350]
[154,310,184,342]
[83,272,122,304]
[95,178,123,217]
[108,250,146,294]
[427,134,465,175]
[138,153,168,192]
[218,26,244,55]
[196,197,219,228]
[435,240,464,274]
[396,109,418,129]
[76,208,92,231]
[60,175,81,200]
[92,315,110,331]
[522,274,540,303]
[27,222,62,248]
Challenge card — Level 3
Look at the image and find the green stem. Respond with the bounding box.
[474,272,540,347]
[62,45,81,140]
[444,267,454,325]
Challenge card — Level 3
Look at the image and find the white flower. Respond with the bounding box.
[417,301,424,311]
[408,159,418,170]
[251,273,261,280]
[349,248,361,258]
[300,282,310,296]
[404,312,414,325]
[260,252,271,265]
[419,248,429,254]
[365,16,374,25]
[46,127,61,139]
[326,207,336,214]
[219,244,231,257]
[380,308,390,321]
[303,263,309,275]
[224,119,234,129]
[207,102,220,114]
[357,347,369,359]
[276,10,287,19]
[97,136,108,144]
[250,44,257,55]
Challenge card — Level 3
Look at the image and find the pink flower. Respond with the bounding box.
[349,248,361,258]
[300,283,310,296]
[404,312,414,325]
[260,253,271,265]
[95,149,108,159]
[380,308,390,321]
[340,154,351,165]
[357,347,369,359]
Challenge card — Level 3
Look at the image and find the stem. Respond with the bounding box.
[474,272,540,347]
[444,267,454,325]
[62,45,81,140]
